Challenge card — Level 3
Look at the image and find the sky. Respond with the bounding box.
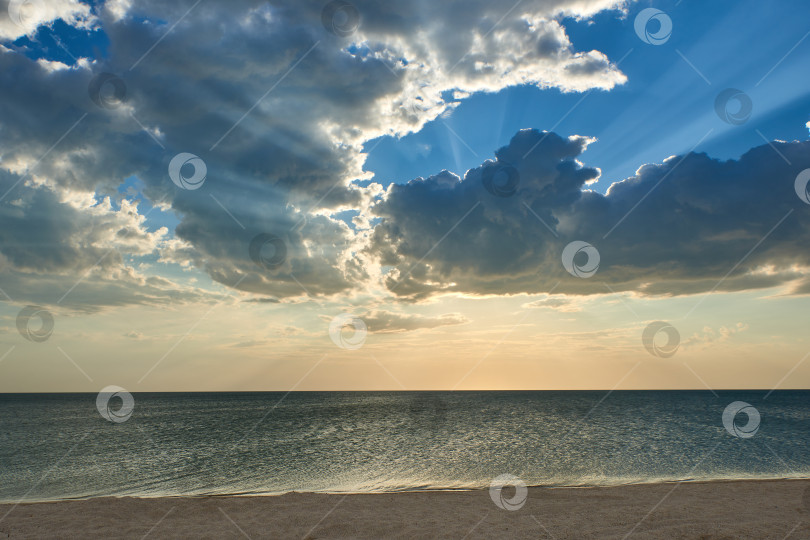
[0,0,809,392]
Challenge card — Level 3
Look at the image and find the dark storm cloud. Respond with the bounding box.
[0,170,225,311]
[0,0,629,307]
[369,129,810,300]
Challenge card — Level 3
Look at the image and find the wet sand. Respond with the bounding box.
[0,478,808,539]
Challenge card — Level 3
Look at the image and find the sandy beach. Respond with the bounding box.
[0,479,807,539]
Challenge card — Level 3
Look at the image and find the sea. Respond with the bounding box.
[1,390,808,503]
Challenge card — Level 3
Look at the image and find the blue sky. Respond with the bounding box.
[364,0,810,193]
[12,0,810,205]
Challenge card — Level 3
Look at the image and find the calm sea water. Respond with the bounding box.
[1,391,808,502]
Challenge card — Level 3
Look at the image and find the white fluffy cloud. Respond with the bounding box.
[0,0,96,40]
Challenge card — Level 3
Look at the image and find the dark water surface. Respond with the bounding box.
[1,391,808,502]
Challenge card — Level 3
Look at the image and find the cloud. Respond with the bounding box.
[0,172,227,311]
[9,1,807,310]
[0,0,96,40]
[0,0,630,307]
[682,323,748,350]
[523,295,581,311]
[360,310,468,333]
[368,129,810,300]
[241,297,281,304]
[228,339,270,349]
[223,325,312,348]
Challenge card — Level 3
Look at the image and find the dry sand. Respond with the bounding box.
[1,479,809,539]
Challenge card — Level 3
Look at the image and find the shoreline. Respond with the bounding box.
[2,478,809,538]
[4,474,810,505]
